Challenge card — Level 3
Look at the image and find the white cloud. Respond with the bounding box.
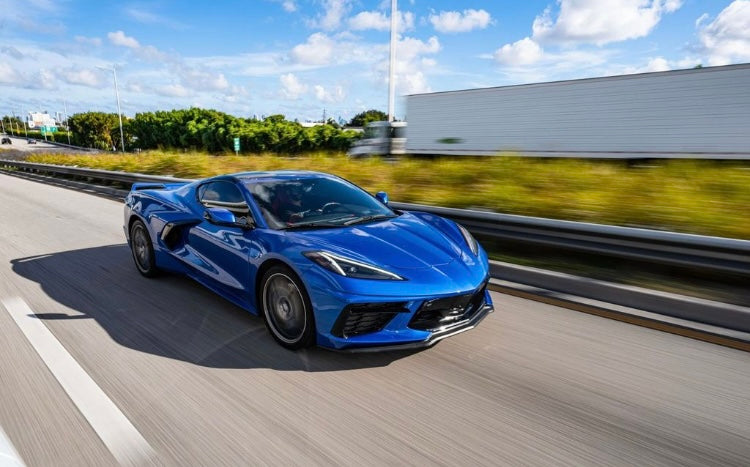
[291,33,335,66]
[0,62,23,85]
[697,0,750,66]
[105,31,238,97]
[622,56,671,74]
[136,45,172,62]
[178,66,230,91]
[157,84,191,97]
[0,61,57,89]
[489,47,615,84]
[126,82,144,93]
[280,73,308,99]
[267,0,297,13]
[1,46,25,60]
[108,30,140,49]
[532,0,684,45]
[348,10,415,32]
[373,36,441,94]
[494,37,544,66]
[314,84,346,102]
[60,68,102,87]
[400,71,430,95]
[642,56,670,72]
[310,0,351,30]
[398,36,441,59]
[124,7,186,29]
[74,36,102,47]
[429,9,492,33]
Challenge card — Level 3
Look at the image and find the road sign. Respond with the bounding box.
[233,137,240,153]
[41,126,57,134]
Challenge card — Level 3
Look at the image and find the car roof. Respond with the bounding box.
[213,170,339,183]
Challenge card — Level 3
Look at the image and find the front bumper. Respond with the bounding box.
[309,278,494,351]
[335,303,494,353]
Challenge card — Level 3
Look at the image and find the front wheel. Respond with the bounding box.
[260,265,316,350]
[130,219,159,277]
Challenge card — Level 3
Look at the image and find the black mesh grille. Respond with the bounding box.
[409,284,487,332]
[332,302,408,338]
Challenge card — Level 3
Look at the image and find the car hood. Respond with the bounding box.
[287,213,465,270]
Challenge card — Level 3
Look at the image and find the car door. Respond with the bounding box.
[185,180,261,308]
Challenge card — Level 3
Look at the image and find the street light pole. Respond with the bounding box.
[387,0,397,122]
[97,65,125,152]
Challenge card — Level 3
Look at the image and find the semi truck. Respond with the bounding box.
[348,63,750,159]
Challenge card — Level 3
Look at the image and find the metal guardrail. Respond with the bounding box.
[37,140,101,152]
[0,160,192,184]
[389,202,750,275]
[2,159,749,275]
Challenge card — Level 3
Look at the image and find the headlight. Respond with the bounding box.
[303,251,405,280]
[457,224,479,256]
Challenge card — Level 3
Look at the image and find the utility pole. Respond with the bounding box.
[63,100,71,144]
[387,0,397,122]
[15,108,27,137]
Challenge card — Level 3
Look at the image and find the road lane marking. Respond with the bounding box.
[0,425,25,467]
[1,297,155,466]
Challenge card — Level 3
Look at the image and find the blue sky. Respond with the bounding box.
[1,0,749,123]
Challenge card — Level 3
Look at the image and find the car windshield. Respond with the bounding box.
[245,177,395,230]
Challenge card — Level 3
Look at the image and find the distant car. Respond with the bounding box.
[27,138,36,144]
[124,171,493,351]
[1,137,11,144]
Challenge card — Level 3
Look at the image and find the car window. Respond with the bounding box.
[244,177,394,229]
[198,181,252,222]
[199,181,245,204]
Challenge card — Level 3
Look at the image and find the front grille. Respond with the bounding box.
[332,302,408,338]
[409,284,487,332]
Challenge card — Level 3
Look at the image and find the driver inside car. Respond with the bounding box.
[271,184,305,223]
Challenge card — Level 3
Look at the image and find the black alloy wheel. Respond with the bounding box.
[130,219,159,277]
[260,265,316,349]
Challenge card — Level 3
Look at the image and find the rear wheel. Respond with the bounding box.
[260,265,315,349]
[130,219,159,277]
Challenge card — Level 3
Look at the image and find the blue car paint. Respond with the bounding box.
[124,171,493,350]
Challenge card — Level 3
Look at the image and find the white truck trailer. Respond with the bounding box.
[350,63,750,159]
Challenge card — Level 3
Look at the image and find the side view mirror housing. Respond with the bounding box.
[375,191,389,205]
[204,208,253,229]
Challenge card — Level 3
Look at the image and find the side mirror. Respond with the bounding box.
[375,191,389,205]
[204,208,239,227]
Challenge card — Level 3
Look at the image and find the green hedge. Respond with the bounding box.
[64,108,360,153]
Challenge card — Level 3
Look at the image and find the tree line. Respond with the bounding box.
[48,108,388,153]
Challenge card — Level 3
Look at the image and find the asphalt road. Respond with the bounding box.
[0,135,63,153]
[1,173,749,466]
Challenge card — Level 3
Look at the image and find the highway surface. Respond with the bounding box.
[0,135,64,153]
[1,172,749,466]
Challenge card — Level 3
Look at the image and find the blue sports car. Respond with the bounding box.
[124,171,493,351]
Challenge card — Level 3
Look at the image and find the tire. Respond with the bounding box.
[260,265,316,350]
[130,219,159,277]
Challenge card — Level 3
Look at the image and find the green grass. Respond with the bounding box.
[24,150,750,240]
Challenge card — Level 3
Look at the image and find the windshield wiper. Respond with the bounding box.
[343,214,395,226]
[283,221,342,230]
